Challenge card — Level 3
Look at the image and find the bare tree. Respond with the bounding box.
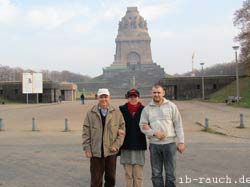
[234,0,250,70]
[177,62,239,77]
[0,66,91,82]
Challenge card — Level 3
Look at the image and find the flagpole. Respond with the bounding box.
[191,51,195,77]
[192,58,194,72]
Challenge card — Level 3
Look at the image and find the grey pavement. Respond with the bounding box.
[0,100,249,187]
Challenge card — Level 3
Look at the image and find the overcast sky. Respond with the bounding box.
[0,0,243,77]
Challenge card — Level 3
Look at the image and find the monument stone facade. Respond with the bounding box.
[78,7,165,96]
[113,7,153,66]
[101,7,165,96]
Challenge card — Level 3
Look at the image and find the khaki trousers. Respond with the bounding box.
[123,164,143,187]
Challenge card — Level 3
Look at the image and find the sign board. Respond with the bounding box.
[33,73,43,93]
[22,73,33,94]
[22,73,43,94]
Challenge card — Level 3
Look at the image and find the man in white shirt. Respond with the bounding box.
[140,84,185,187]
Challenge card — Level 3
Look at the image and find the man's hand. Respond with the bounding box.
[142,124,151,130]
[110,147,118,153]
[154,131,166,140]
[177,143,185,154]
[117,129,125,137]
[85,151,92,158]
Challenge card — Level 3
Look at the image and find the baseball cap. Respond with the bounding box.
[97,88,110,96]
[127,89,140,97]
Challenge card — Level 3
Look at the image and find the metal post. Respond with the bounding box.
[26,94,29,104]
[0,118,3,131]
[235,50,240,104]
[233,46,240,104]
[64,118,69,132]
[200,63,205,100]
[205,118,209,130]
[37,93,39,104]
[202,67,205,100]
[132,75,136,88]
[240,113,244,128]
[32,117,36,131]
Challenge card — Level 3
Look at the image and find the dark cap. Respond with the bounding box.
[126,89,140,98]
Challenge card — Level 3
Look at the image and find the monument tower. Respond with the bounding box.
[113,7,153,67]
[101,7,165,96]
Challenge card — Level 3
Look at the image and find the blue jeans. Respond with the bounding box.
[149,143,177,187]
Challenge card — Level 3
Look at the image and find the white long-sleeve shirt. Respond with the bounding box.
[139,98,184,144]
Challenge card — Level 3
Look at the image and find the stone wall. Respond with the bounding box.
[78,63,165,97]
[160,76,236,100]
[59,82,77,101]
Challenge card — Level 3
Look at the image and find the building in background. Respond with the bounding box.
[59,82,77,101]
[160,76,236,100]
[0,81,77,103]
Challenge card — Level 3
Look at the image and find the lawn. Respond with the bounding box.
[209,76,250,108]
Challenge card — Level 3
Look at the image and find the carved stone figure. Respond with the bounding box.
[113,7,152,66]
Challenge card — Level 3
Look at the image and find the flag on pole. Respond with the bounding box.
[191,51,195,77]
[192,51,195,61]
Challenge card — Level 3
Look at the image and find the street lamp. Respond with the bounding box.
[200,62,205,100]
[232,45,240,104]
[0,64,2,81]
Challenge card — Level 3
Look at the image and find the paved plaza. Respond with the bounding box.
[0,99,249,187]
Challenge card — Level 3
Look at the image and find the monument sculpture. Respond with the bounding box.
[113,7,152,66]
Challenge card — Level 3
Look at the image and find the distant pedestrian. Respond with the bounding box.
[80,93,85,104]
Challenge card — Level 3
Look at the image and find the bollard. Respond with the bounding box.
[205,118,209,130]
[64,118,69,132]
[240,113,244,128]
[0,118,3,131]
[32,117,36,131]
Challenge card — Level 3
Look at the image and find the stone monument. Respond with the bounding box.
[78,7,165,96]
[113,7,153,66]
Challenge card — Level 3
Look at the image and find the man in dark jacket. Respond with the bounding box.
[119,89,147,187]
[80,93,85,104]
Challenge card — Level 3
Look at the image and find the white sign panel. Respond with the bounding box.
[33,73,43,93]
[22,73,33,94]
[22,73,43,94]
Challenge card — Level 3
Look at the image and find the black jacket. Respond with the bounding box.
[119,103,147,150]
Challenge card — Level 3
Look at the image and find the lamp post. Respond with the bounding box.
[200,62,205,100]
[0,65,1,81]
[131,75,136,88]
[0,64,3,81]
[232,46,240,104]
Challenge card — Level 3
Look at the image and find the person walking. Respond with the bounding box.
[80,93,85,104]
[82,88,125,187]
[140,84,185,187]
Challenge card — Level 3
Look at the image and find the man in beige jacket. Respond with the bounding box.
[82,88,125,187]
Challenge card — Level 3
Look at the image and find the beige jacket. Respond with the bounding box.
[82,104,125,158]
